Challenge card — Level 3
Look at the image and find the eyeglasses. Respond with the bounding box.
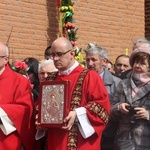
[50,49,72,59]
[0,56,6,59]
[39,72,51,76]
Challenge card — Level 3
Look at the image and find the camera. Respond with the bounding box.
[125,106,137,115]
[125,106,137,124]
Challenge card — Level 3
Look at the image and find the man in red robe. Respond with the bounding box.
[37,37,110,150]
[0,42,35,150]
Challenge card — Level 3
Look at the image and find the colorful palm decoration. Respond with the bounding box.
[58,0,84,66]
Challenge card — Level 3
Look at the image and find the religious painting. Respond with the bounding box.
[38,80,70,127]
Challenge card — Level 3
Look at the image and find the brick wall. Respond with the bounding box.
[0,0,145,63]
[73,0,145,62]
[145,0,150,40]
[0,0,58,63]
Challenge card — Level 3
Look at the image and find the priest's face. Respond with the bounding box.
[50,38,75,71]
[0,43,8,71]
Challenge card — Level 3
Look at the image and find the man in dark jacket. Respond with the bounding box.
[86,45,121,150]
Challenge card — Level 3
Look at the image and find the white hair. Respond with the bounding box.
[86,46,109,60]
[133,38,150,50]
[38,59,58,72]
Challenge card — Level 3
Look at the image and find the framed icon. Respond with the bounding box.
[38,80,70,127]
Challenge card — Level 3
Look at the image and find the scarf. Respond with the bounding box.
[131,73,150,97]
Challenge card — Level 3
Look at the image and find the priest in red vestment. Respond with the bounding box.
[0,42,36,150]
[37,37,110,150]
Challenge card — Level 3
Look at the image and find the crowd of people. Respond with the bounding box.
[0,37,150,150]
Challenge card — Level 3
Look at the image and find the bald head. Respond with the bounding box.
[0,42,9,71]
[51,37,73,51]
[0,42,9,56]
[50,37,75,71]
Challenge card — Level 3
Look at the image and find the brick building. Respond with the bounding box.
[0,0,146,63]
[145,0,150,39]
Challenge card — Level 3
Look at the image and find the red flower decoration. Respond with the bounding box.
[14,61,28,70]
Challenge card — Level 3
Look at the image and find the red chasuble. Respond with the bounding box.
[0,64,36,150]
[47,65,110,150]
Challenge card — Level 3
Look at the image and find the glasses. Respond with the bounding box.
[39,72,51,76]
[0,56,6,59]
[50,49,72,59]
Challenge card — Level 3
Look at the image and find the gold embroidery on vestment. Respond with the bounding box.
[86,102,109,124]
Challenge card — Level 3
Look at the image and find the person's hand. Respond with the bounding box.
[62,111,77,130]
[34,104,41,129]
[118,103,130,114]
[35,113,42,129]
[134,107,149,120]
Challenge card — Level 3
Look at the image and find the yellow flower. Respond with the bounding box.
[61,6,65,11]
[64,6,68,10]
[69,6,74,12]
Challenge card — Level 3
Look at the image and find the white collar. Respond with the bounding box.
[100,70,104,79]
[59,60,79,75]
[0,66,5,75]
